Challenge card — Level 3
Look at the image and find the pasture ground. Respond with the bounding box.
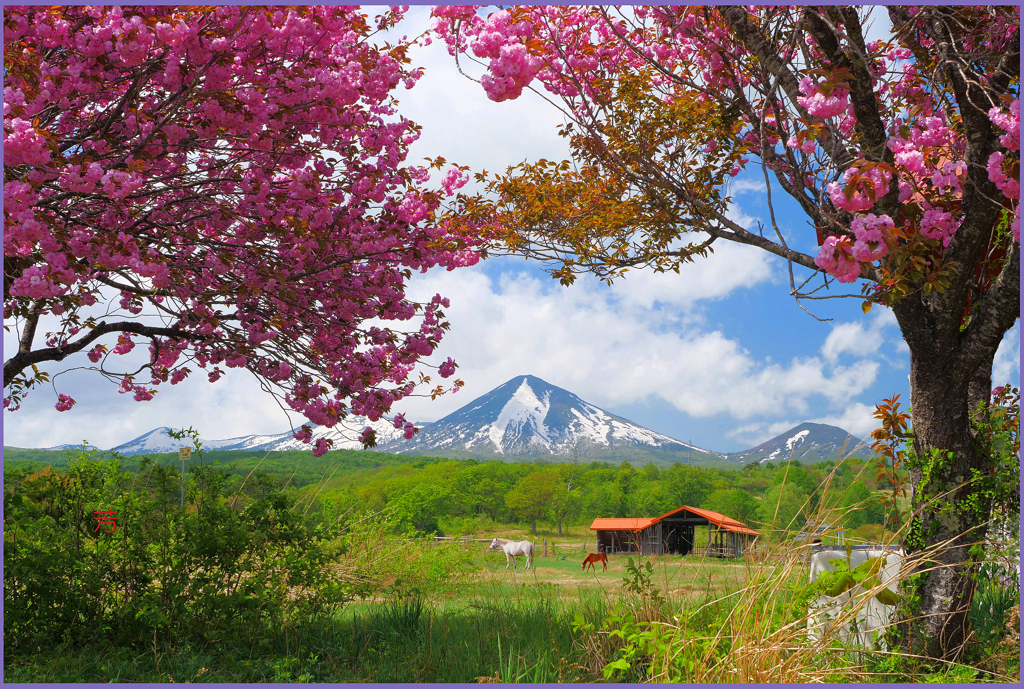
[5,545,1017,683]
[3,550,753,683]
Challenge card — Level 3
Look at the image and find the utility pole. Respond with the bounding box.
[178,447,191,508]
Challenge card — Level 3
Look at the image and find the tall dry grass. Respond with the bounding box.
[569,450,1019,683]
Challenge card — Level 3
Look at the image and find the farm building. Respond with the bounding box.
[590,506,759,558]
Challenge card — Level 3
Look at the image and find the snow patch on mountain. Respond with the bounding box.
[732,422,872,465]
[786,429,810,451]
[486,379,552,450]
[104,415,412,456]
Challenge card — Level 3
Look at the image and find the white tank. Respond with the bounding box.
[807,546,905,649]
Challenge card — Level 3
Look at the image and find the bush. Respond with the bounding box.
[3,448,360,653]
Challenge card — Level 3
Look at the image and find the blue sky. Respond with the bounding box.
[3,6,1020,454]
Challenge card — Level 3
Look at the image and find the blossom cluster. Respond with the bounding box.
[430,5,1020,287]
[4,5,480,454]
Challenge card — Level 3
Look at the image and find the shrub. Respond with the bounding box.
[3,448,365,653]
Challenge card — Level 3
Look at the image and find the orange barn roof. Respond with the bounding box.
[590,517,659,532]
[660,506,761,536]
[657,505,750,529]
[590,506,761,537]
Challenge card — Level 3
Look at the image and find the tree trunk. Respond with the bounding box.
[898,329,997,660]
[557,518,563,536]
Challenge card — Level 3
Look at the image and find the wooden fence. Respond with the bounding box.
[387,537,586,558]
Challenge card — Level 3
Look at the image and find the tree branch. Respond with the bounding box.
[3,321,207,384]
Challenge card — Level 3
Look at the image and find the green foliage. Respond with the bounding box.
[5,444,892,539]
[702,488,758,523]
[835,482,887,530]
[504,470,559,534]
[757,482,809,534]
[4,446,361,654]
[810,546,900,607]
[968,566,1020,645]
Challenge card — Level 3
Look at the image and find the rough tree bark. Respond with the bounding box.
[894,243,1019,658]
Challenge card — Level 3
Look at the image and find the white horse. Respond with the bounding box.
[489,537,534,570]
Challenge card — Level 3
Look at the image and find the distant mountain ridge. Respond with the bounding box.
[726,422,872,465]
[34,376,873,469]
[106,417,410,456]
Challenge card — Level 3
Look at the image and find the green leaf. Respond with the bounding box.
[825,571,856,596]
[851,556,885,583]
[604,658,631,680]
[874,588,899,606]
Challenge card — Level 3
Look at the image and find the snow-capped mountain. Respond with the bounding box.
[727,422,872,465]
[53,377,870,470]
[85,375,726,467]
[105,415,413,456]
[373,375,726,466]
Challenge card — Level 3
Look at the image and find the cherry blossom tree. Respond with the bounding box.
[431,5,1019,659]
[3,5,480,455]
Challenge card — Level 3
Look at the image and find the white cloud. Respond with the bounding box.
[397,264,884,426]
[726,419,803,447]
[397,7,571,186]
[810,402,880,442]
[822,322,883,363]
[600,241,779,311]
[2,354,294,450]
[821,308,897,363]
[725,178,767,196]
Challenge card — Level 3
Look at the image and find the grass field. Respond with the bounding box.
[5,545,1018,683]
[3,547,753,683]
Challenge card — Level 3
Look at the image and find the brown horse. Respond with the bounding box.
[582,552,608,572]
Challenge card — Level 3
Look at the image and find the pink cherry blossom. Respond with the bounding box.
[429,5,1017,293]
[919,208,960,245]
[987,152,1020,200]
[796,77,851,120]
[850,213,893,262]
[989,99,1020,151]
[815,236,861,283]
[439,357,457,378]
[827,167,892,213]
[442,167,470,195]
[4,6,477,447]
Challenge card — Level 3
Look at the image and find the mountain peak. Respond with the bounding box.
[373,374,727,465]
[728,422,871,465]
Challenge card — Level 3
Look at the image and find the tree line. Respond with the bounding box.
[317,454,892,539]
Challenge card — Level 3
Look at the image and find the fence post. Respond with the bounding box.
[543,538,547,557]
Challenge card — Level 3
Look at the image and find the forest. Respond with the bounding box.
[3,443,895,542]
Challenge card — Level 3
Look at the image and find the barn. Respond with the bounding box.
[590,518,661,555]
[590,505,759,557]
